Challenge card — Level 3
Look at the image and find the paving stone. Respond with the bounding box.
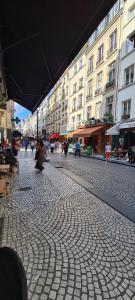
[1,152,135,300]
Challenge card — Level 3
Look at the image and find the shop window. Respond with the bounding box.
[125,65,134,85]
[122,100,131,120]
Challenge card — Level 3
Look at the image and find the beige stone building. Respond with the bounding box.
[85,0,122,124]
[68,46,86,131]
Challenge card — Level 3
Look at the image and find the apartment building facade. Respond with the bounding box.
[69,47,86,131]
[85,0,122,124]
[115,0,135,148]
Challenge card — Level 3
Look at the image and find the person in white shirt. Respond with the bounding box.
[105,142,112,161]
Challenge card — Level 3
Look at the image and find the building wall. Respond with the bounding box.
[117,0,135,122]
[85,5,122,124]
[69,49,86,130]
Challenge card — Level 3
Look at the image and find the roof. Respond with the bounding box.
[1,0,117,111]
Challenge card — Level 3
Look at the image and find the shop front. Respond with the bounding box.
[67,125,111,155]
[106,121,135,150]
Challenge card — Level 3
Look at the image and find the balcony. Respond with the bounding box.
[86,95,92,101]
[96,57,103,66]
[95,88,102,96]
[121,114,130,121]
[107,44,117,56]
[105,80,115,90]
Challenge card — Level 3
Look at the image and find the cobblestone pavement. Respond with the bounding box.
[50,153,135,209]
[0,151,135,300]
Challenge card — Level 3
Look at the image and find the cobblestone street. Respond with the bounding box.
[0,151,135,300]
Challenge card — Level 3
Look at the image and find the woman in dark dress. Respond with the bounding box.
[35,141,46,171]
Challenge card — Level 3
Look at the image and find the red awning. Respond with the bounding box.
[48,133,60,140]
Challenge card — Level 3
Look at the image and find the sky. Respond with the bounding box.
[14,103,31,120]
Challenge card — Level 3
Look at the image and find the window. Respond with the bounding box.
[73,83,77,93]
[122,100,131,119]
[125,65,134,85]
[108,61,116,82]
[72,116,76,130]
[106,96,114,114]
[77,114,81,127]
[87,106,92,120]
[79,58,83,69]
[109,30,117,54]
[128,4,135,20]
[96,72,102,91]
[87,80,92,98]
[74,64,77,75]
[72,98,76,111]
[79,77,83,89]
[88,56,93,72]
[78,94,82,109]
[126,33,135,54]
[97,44,104,64]
[95,102,101,119]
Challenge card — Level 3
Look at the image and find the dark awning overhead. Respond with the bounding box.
[1,0,117,111]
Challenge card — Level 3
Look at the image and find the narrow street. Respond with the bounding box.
[0,151,135,300]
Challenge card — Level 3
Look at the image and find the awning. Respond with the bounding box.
[77,125,106,137]
[60,131,68,136]
[120,121,135,130]
[0,0,117,111]
[67,128,84,138]
[48,133,60,140]
[106,124,120,135]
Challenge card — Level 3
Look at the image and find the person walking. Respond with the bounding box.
[50,142,55,153]
[24,139,29,151]
[31,140,35,152]
[75,141,81,156]
[63,141,69,156]
[105,142,112,162]
[35,140,46,171]
[12,138,20,157]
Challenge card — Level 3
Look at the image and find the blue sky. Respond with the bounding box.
[14,103,31,120]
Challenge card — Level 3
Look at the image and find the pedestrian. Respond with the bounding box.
[75,141,81,156]
[63,141,69,156]
[35,140,46,171]
[105,142,112,162]
[24,139,29,151]
[12,138,20,157]
[31,140,35,152]
[50,142,55,153]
